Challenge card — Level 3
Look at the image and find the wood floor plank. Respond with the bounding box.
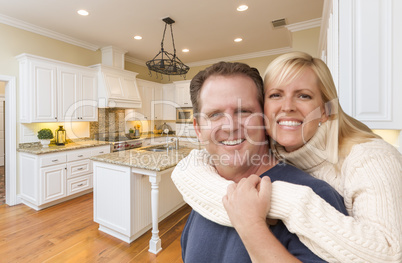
[0,193,191,263]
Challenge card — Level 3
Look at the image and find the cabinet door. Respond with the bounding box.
[79,71,97,121]
[139,85,153,120]
[175,82,192,107]
[162,84,177,121]
[322,0,402,129]
[153,86,163,120]
[58,67,80,121]
[40,163,67,204]
[32,61,58,122]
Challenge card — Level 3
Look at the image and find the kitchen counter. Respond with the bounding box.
[17,140,111,154]
[90,145,194,171]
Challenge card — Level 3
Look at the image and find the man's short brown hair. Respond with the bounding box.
[190,62,264,119]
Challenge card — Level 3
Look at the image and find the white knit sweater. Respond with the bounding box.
[171,124,402,263]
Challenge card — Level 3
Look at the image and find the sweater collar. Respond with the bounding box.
[271,120,339,170]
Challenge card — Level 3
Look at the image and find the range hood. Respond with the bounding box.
[91,46,142,108]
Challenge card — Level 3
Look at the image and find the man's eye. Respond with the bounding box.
[209,112,223,119]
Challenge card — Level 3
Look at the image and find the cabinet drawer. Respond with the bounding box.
[67,149,92,162]
[40,154,67,167]
[67,159,92,179]
[67,175,92,195]
[91,146,111,156]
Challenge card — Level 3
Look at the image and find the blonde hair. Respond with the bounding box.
[264,52,380,158]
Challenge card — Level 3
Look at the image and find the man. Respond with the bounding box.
[173,62,347,262]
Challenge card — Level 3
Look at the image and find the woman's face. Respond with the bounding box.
[264,68,327,152]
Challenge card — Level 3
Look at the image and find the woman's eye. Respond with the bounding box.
[268,93,280,99]
[299,94,312,99]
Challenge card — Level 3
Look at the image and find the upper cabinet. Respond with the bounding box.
[136,79,163,120]
[174,80,192,108]
[17,54,98,123]
[162,84,177,121]
[320,0,402,129]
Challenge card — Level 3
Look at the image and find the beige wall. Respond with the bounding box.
[0,23,101,77]
[291,27,320,57]
[0,21,320,85]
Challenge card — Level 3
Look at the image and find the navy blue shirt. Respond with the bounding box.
[181,163,348,263]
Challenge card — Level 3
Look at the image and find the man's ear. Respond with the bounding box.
[193,118,202,139]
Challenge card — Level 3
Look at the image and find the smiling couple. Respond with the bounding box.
[172,52,402,263]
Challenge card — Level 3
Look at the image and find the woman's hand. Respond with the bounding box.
[222,174,272,231]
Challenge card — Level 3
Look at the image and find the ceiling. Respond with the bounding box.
[0,0,323,66]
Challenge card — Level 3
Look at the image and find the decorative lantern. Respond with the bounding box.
[55,125,66,145]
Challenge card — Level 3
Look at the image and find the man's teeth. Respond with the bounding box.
[221,139,244,146]
[278,120,302,126]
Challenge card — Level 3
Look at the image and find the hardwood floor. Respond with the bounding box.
[0,193,191,263]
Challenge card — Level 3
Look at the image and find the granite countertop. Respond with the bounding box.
[90,145,196,172]
[16,134,198,155]
[17,140,112,155]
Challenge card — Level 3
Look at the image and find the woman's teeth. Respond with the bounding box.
[221,139,244,146]
[278,120,302,126]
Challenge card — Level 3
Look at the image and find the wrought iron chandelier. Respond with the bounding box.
[146,17,190,78]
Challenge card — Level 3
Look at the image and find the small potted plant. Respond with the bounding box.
[37,128,54,148]
[129,128,135,138]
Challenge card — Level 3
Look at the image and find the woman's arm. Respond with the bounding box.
[223,175,301,263]
[172,148,402,262]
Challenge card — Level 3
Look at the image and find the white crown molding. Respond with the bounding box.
[125,56,146,66]
[186,47,293,67]
[285,18,322,32]
[0,14,99,51]
[126,47,293,68]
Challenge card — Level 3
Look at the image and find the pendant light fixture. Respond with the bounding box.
[146,17,189,78]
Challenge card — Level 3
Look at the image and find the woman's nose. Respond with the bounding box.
[281,97,296,112]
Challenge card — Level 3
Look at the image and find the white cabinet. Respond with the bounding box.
[136,79,163,120]
[174,80,192,108]
[320,0,402,129]
[19,145,110,210]
[16,54,98,123]
[162,84,177,120]
[58,66,97,121]
[41,163,67,204]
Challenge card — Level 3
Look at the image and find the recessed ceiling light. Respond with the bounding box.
[237,5,248,11]
[134,36,142,40]
[234,38,243,42]
[77,10,89,16]
[182,49,189,53]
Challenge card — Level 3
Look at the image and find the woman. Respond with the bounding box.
[171,52,402,262]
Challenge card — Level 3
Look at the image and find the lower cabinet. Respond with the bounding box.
[19,145,110,210]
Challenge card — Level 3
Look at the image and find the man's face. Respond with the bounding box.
[194,74,267,175]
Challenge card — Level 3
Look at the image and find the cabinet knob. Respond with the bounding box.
[77,167,84,170]
[78,155,83,157]
[52,159,58,162]
[77,183,84,187]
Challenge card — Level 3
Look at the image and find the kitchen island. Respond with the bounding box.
[91,144,195,254]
